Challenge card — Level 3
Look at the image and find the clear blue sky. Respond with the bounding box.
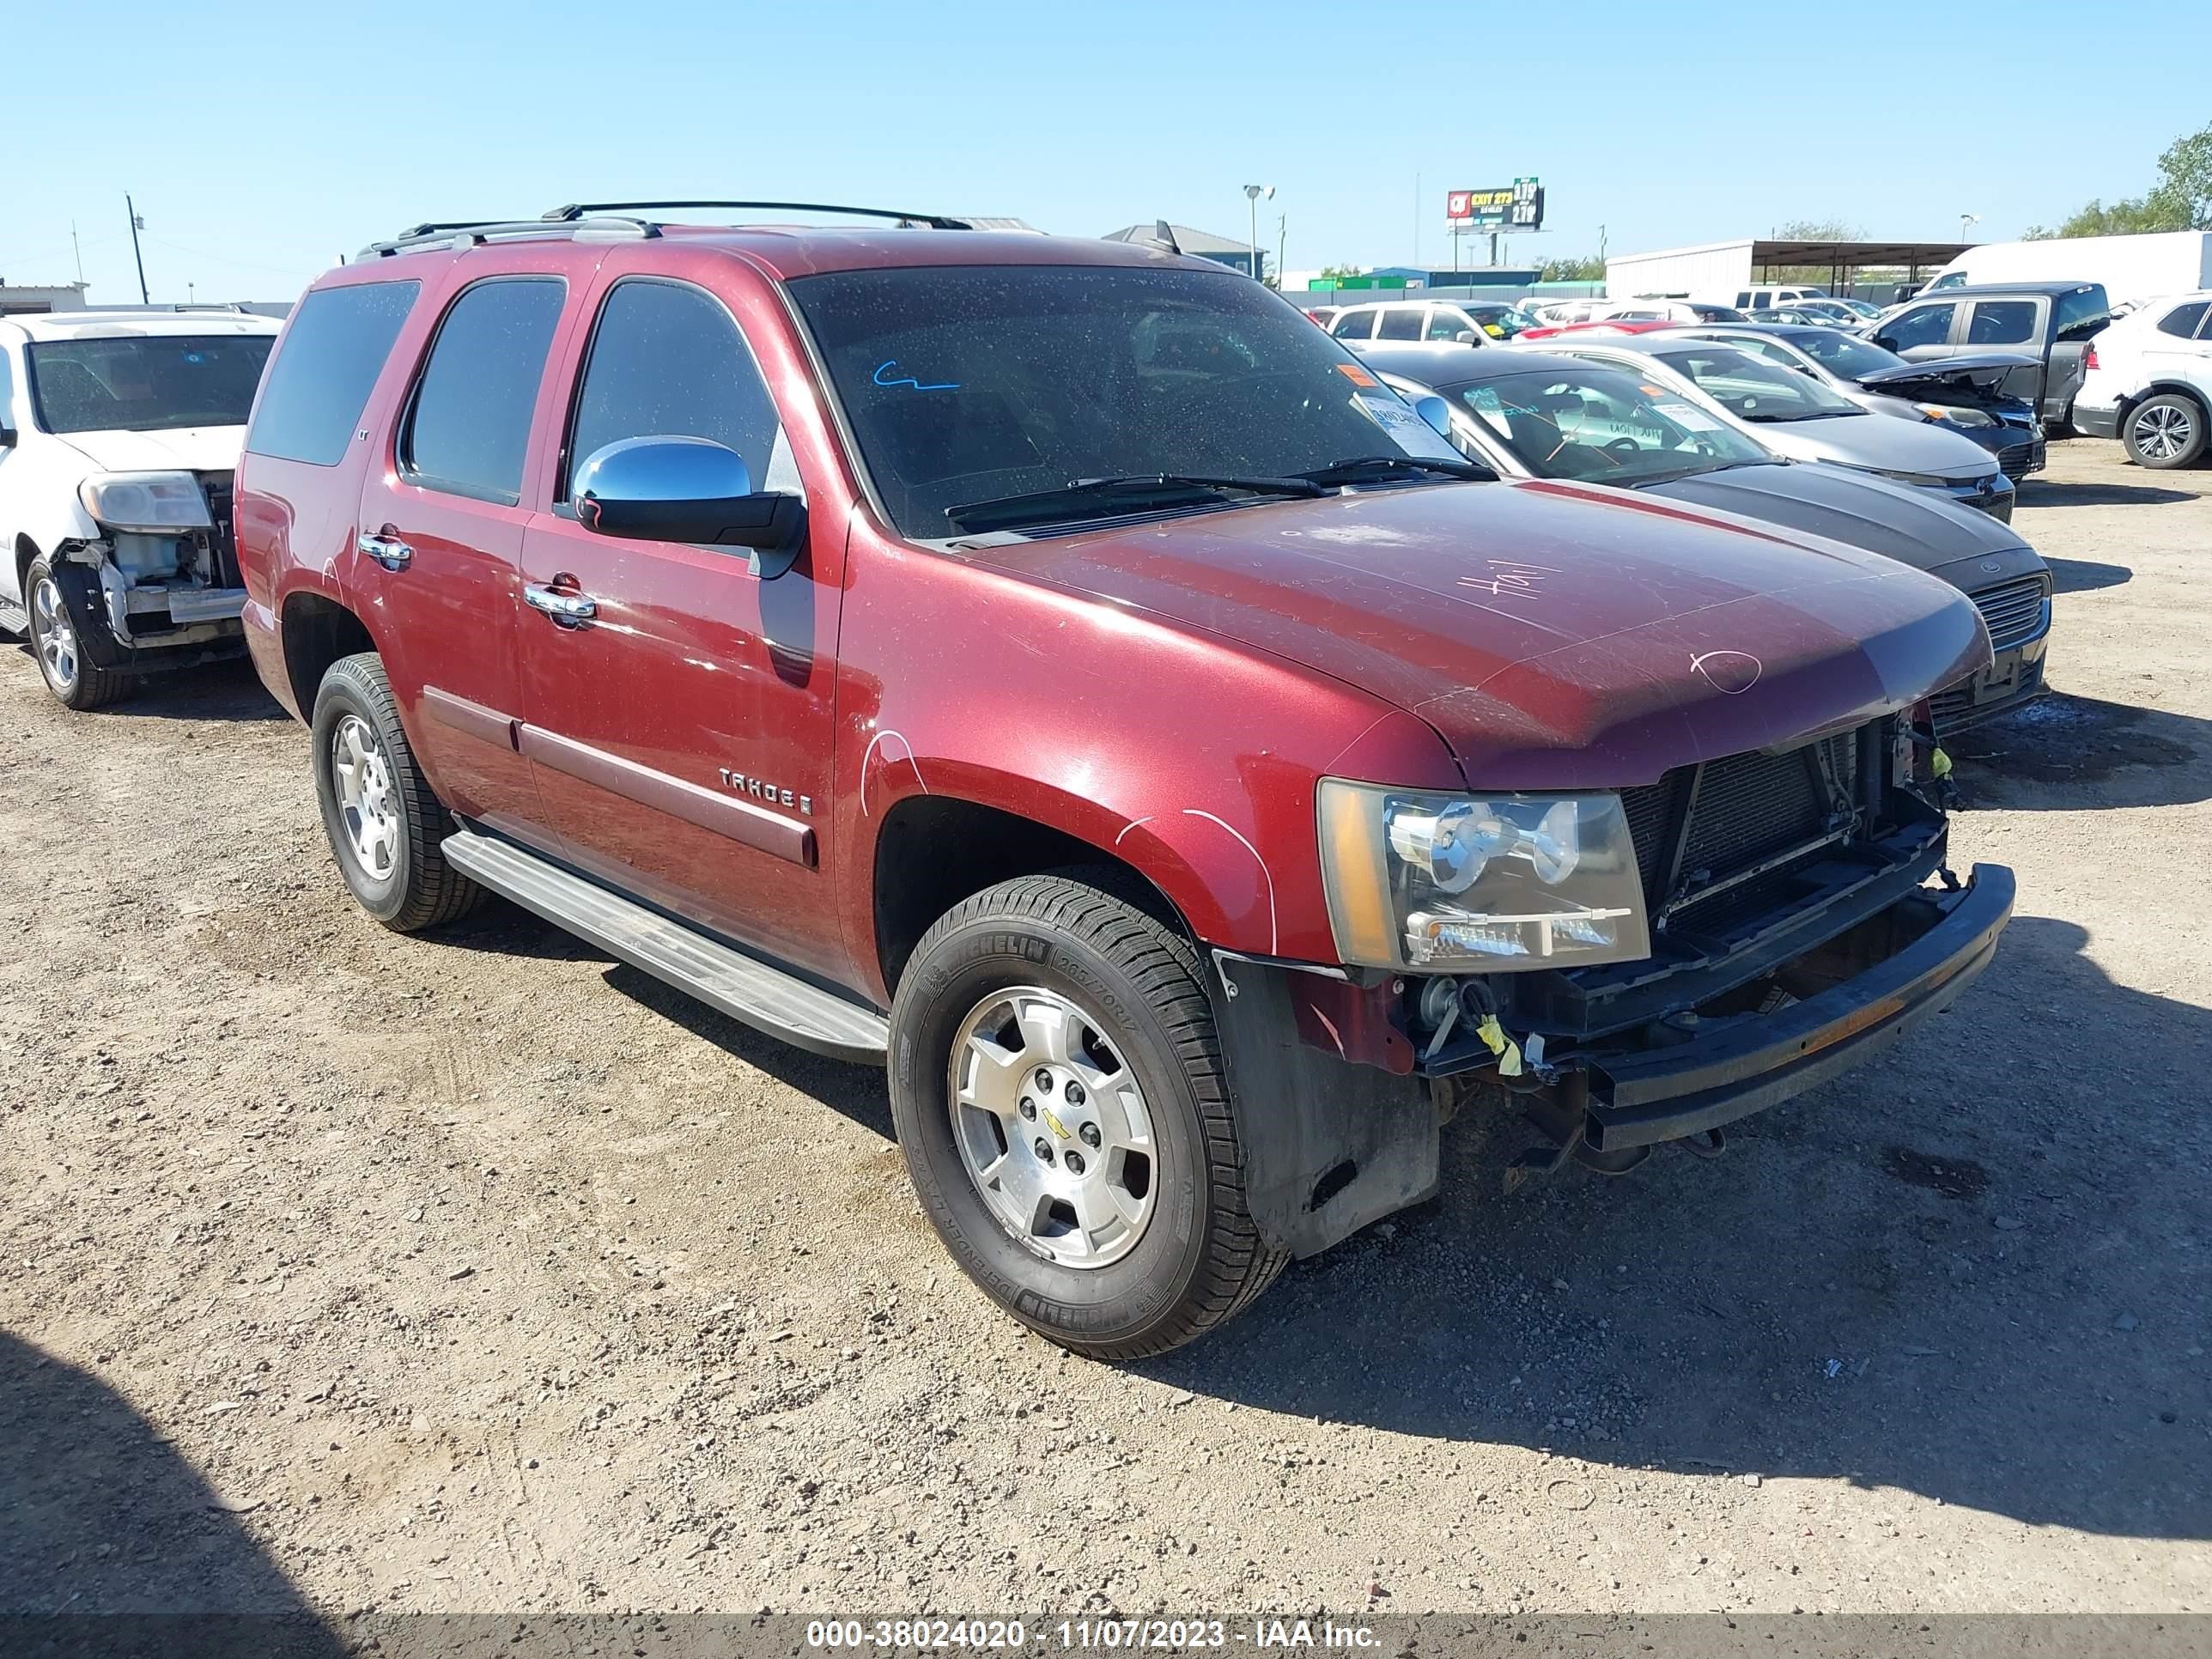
[6,0,2207,305]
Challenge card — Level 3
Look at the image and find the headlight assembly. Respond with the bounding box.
[77,471,212,532]
[1318,780,1650,972]
[1913,403,1997,428]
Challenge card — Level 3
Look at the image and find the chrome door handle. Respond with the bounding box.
[524,583,598,626]
[356,531,414,571]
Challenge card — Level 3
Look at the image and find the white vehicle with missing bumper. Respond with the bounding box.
[0,309,276,709]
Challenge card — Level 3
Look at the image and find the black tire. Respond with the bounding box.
[23,556,133,711]
[310,652,483,932]
[2124,392,2208,470]
[888,872,1286,1359]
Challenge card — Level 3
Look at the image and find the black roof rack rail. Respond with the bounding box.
[542,199,974,231]
[359,216,660,259]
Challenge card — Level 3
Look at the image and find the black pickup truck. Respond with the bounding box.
[1868,281,2112,428]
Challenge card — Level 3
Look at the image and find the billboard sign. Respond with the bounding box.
[1446,179,1545,230]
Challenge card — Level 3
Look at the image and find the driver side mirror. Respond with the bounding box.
[574,436,807,580]
[1413,394,1455,438]
[1453,330,1480,344]
[1872,335,1897,352]
[0,426,16,449]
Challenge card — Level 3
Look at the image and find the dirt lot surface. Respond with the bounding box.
[3,440,2207,1623]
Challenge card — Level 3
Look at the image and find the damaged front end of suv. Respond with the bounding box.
[1212,708,2010,1255]
[30,469,252,708]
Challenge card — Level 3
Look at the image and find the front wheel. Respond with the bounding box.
[2124,393,2207,470]
[888,873,1285,1358]
[24,557,133,711]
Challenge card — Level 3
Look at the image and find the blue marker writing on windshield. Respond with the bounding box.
[873,359,960,392]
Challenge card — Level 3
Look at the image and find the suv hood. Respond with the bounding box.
[1644,460,2032,576]
[960,479,1988,789]
[1854,352,2041,408]
[57,425,247,473]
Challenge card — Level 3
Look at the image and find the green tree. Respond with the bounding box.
[1317,263,1363,282]
[1539,254,1607,281]
[1773,218,1869,241]
[2027,119,2212,237]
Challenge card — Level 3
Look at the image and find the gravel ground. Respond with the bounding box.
[2,439,2206,1622]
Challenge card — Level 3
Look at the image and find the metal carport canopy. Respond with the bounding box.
[1751,240,1974,276]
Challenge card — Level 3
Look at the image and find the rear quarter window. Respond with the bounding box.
[246,282,421,466]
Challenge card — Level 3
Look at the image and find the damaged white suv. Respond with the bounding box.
[0,308,277,709]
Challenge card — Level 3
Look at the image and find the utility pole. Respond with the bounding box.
[71,222,84,285]
[1276,214,1286,294]
[125,194,149,304]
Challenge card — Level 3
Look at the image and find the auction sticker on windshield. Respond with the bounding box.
[1654,400,1724,432]
[1355,391,1465,461]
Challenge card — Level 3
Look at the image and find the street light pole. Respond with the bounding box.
[1960,212,1979,242]
[1242,184,1273,283]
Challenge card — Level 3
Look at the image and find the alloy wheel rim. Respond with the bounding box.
[2137,404,2192,461]
[947,985,1158,1269]
[31,577,77,690]
[331,714,401,879]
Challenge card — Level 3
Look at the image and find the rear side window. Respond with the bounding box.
[2156,301,2209,338]
[246,282,419,465]
[1330,310,1376,340]
[1966,301,2038,345]
[565,279,787,498]
[402,278,566,504]
[1376,307,1423,341]
[1884,303,1955,350]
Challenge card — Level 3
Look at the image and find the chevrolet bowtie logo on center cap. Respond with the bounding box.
[1041,1106,1071,1139]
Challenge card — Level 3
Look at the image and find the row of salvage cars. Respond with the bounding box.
[1343,325,2055,734]
[1,299,2045,740]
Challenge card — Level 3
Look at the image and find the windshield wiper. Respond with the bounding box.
[944,473,1324,534]
[1296,454,1494,485]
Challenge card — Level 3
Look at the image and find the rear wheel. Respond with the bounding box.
[2124,392,2207,470]
[24,557,133,711]
[310,652,483,932]
[888,873,1285,1358]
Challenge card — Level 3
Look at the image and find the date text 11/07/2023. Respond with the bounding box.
[803,1618,1382,1650]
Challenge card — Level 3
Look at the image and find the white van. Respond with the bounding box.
[1919,232,2212,312]
[1734,284,1829,311]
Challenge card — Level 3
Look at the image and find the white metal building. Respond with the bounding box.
[0,282,89,316]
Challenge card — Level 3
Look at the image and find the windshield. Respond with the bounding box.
[1786,331,1908,379]
[27,334,273,434]
[1650,345,1862,421]
[788,266,1458,537]
[1445,365,1769,483]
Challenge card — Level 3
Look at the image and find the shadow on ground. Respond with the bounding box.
[4,651,289,724]
[2015,478,2201,508]
[2045,556,2132,594]
[1138,913,2211,1542]
[1948,692,2210,806]
[0,1333,340,1650]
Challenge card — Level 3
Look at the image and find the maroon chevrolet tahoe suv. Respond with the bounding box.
[234,203,2014,1358]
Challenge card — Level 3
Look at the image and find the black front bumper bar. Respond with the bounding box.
[1581,863,2014,1152]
